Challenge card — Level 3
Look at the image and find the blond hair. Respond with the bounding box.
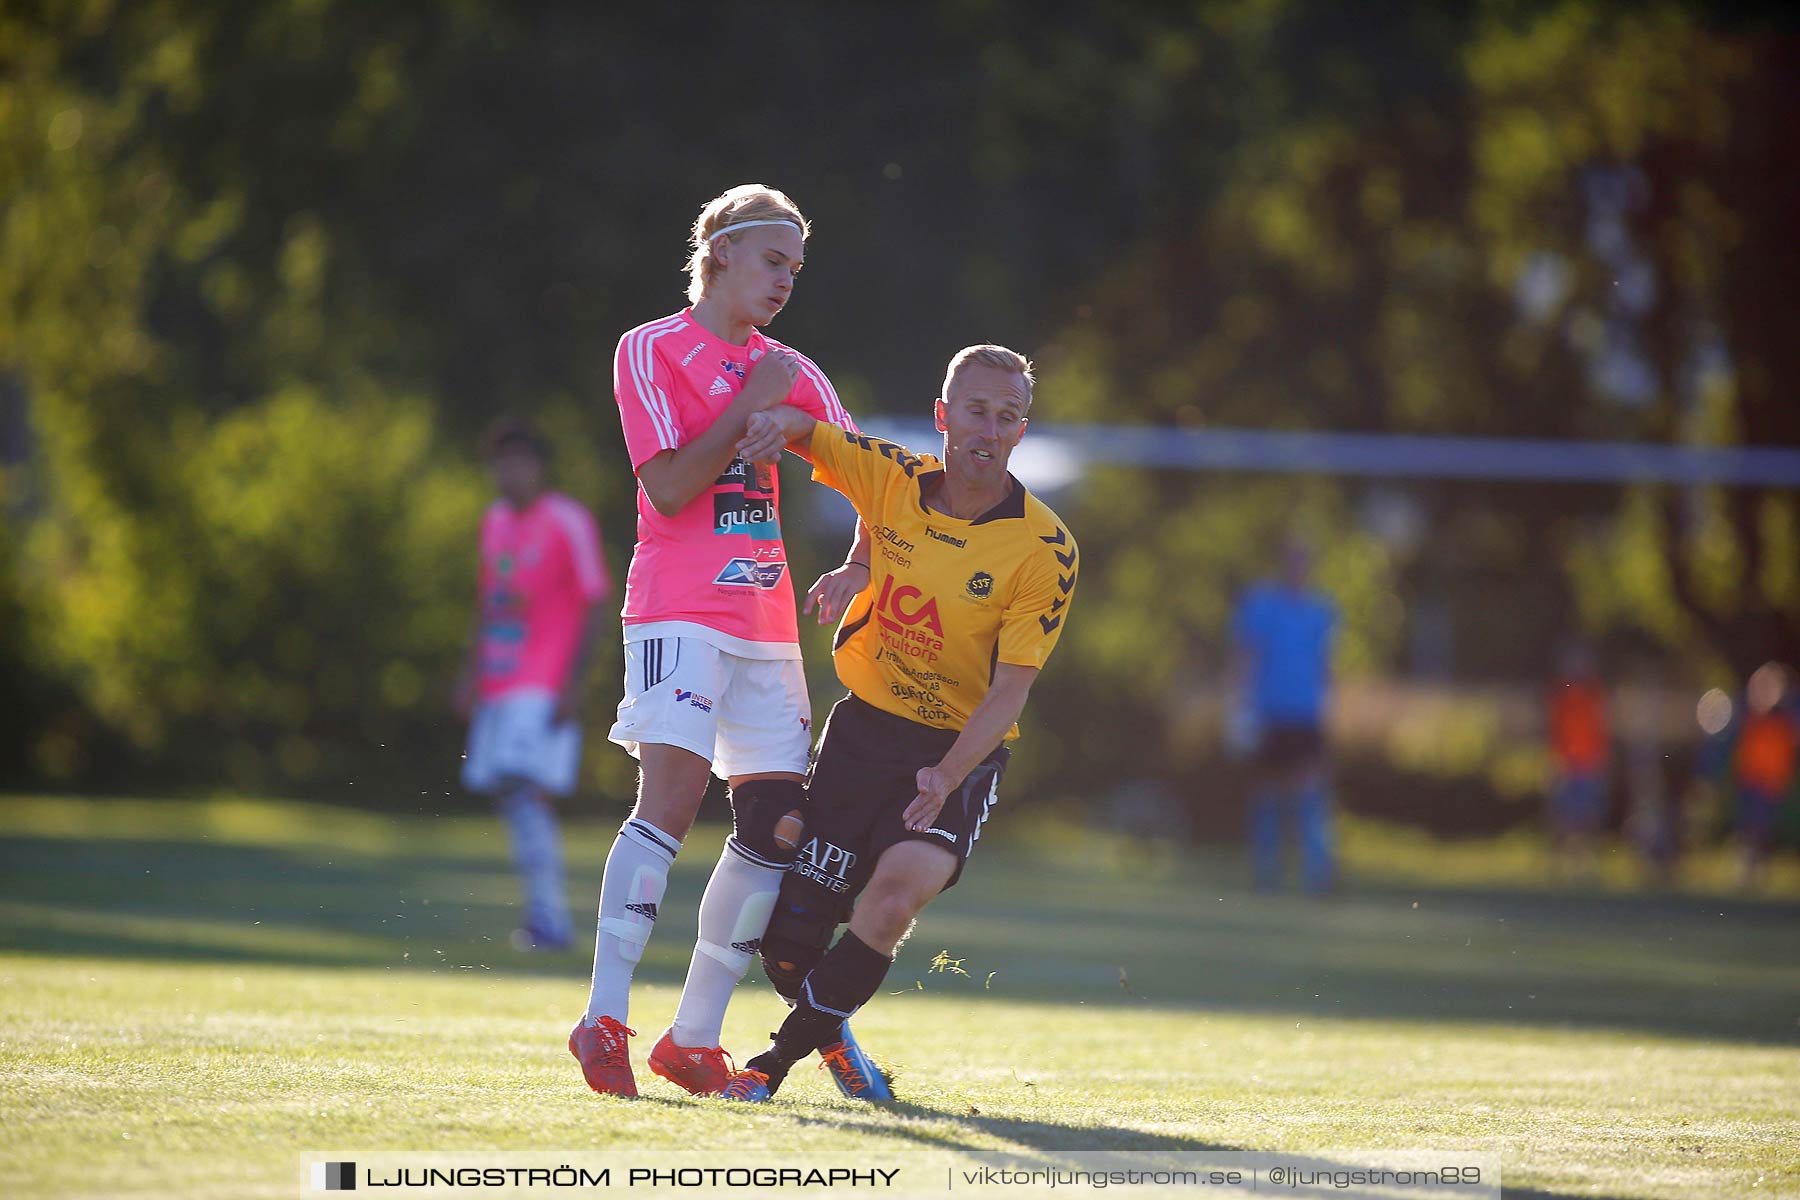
[942,344,1035,408]
[685,184,811,303]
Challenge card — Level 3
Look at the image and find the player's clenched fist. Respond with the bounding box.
[737,405,814,465]
[738,348,801,410]
[736,410,788,464]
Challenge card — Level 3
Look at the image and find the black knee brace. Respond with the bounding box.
[727,778,806,868]
[760,887,844,1000]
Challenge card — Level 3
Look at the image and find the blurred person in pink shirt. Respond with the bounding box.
[455,416,611,952]
[569,184,866,1099]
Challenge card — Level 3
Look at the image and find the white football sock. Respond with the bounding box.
[668,838,784,1048]
[585,817,680,1022]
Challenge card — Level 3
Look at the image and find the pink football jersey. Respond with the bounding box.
[613,308,855,647]
[475,492,610,699]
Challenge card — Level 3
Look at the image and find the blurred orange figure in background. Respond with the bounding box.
[1547,641,1611,880]
[1734,663,1798,886]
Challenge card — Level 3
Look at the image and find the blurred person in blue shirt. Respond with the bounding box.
[1230,540,1338,893]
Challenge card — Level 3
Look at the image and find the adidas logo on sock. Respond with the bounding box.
[625,902,659,919]
[709,376,732,396]
[731,938,762,954]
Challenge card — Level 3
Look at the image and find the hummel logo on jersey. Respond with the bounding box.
[714,558,787,589]
[625,902,658,919]
[709,375,733,396]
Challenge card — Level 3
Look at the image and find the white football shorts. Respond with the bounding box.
[461,687,583,798]
[608,635,812,779]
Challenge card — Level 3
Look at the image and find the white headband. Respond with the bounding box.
[709,218,801,241]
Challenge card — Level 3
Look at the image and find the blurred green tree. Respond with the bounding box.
[1,0,1793,823]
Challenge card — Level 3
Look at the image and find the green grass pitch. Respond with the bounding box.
[1,795,1796,1198]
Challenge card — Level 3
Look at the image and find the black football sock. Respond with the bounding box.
[744,931,893,1091]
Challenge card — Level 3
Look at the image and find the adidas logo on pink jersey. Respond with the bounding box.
[709,376,732,396]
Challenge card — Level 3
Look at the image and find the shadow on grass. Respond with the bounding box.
[786,1096,1233,1151]
[0,830,706,979]
[921,851,1800,1049]
[3,812,1797,1051]
[638,1092,1619,1200]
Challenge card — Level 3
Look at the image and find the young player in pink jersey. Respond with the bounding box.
[456,417,611,951]
[570,184,868,1098]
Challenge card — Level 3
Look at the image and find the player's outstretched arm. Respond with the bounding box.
[735,404,817,466]
[904,664,1039,831]
[737,408,870,623]
[637,350,801,516]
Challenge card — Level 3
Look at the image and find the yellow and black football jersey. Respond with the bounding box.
[807,422,1077,739]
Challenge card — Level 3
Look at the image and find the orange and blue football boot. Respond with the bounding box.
[720,1067,773,1102]
[817,1022,892,1101]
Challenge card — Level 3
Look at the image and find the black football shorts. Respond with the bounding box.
[789,693,1010,907]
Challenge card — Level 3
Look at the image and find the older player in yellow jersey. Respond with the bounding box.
[716,345,1078,1102]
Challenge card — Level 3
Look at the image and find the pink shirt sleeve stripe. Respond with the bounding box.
[797,356,856,431]
[547,496,609,601]
[618,318,684,453]
[636,324,681,448]
[636,319,685,448]
[614,332,673,459]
